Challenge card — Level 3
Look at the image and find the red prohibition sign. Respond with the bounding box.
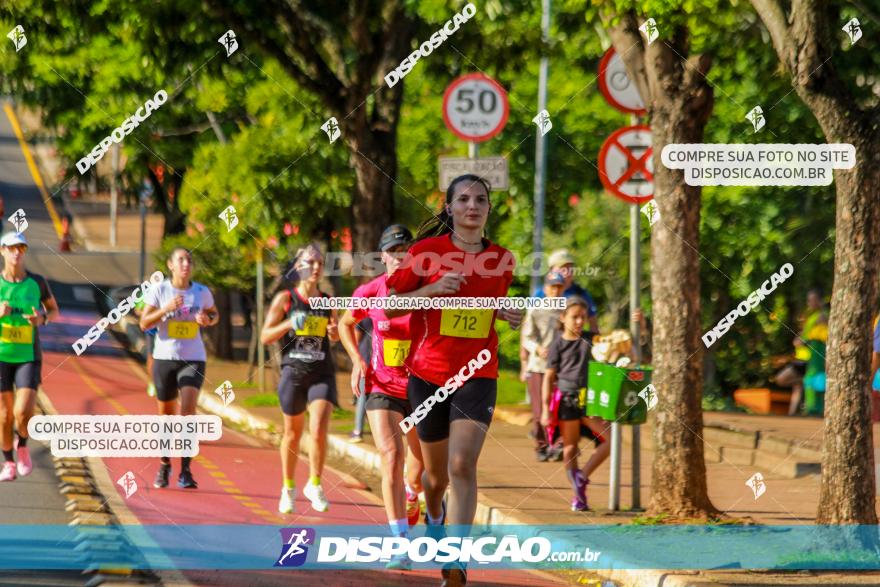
[598,125,654,205]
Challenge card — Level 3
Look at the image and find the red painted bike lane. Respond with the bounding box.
[37,313,565,586]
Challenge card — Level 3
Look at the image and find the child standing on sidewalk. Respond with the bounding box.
[540,296,610,511]
[521,271,566,461]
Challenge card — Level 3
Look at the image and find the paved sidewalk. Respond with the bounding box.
[200,360,873,527]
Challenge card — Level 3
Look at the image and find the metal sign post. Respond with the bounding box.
[598,52,652,510]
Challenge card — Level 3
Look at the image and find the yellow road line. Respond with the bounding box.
[70,357,129,415]
[3,103,64,237]
[79,353,272,521]
[124,356,152,385]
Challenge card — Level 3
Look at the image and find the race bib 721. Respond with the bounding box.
[168,321,198,339]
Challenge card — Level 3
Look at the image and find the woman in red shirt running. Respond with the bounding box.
[385,175,521,587]
[338,224,425,570]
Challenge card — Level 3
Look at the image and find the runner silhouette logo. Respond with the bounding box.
[275,528,315,567]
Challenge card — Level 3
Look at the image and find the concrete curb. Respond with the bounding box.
[37,392,169,585]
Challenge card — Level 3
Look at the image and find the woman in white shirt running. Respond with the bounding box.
[140,247,219,490]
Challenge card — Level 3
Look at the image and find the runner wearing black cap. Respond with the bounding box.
[339,224,425,570]
[0,232,60,482]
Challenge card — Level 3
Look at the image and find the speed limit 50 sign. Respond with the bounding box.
[442,73,509,142]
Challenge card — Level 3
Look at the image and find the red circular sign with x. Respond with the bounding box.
[598,125,654,204]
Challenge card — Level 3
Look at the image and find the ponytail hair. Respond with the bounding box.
[415,174,491,243]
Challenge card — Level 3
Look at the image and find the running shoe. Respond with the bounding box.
[548,445,564,462]
[571,497,589,512]
[15,445,32,477]
[278,487,296,514]
[535,447,549,462]
[348,431,363,444]
[441,563,468,586]
[0,461,16,482]
[385,553,412,571]
[153,463,171,488]
[406,490,421,526]
[424,498,447,526]
[303,482,329,512]
[147,383,156,398]
[178,468,198,489]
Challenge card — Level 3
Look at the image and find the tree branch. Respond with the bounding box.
[750,0,794,71]
[604,12,652,107]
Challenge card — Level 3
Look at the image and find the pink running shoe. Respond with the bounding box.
[0,461,16,482]
[16,446,32,477]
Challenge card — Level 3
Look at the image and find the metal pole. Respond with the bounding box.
[138,191,146,282]
[609,422,621,510]
[256,247,265,393]
[531,0,551,295]
[630,112,644,510]
[630,201,643,510]
[468,141,479,159]
[110,144,119,247]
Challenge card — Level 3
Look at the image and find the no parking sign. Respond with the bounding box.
[598,125,654,204]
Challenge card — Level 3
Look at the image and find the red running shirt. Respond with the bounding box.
[386,234,516,386]
[352,275,411,400]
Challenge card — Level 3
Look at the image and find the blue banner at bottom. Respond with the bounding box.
[1,524,879,571]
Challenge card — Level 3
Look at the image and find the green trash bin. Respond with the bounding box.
[586,361,652,424]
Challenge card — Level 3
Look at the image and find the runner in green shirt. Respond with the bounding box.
[0,232,60,482]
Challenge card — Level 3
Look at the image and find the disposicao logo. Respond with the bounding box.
[275,528,315,567]
[76,90,169,174]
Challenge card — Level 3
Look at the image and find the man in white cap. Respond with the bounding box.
[533,249,599,332]
[0,232,60,482]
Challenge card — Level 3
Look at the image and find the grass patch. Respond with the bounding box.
[497,368,528,405]
[331,407,353,420]
[242,393,279,407]
[631,514,671,525]
[632,513,748,526]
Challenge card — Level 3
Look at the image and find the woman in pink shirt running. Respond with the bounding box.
[338,225,425,571]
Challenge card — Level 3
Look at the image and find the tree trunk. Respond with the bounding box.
[816,128,880,524]
[345,110,397,254]
[208,288,234,361]
[147,166,186,237]
[750,0,880,524]
[608,15,720,519]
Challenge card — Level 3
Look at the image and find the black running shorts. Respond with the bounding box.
[278,366,338,416]
[407,376,496,443]
[557,388,585,421]
[0,361,41,392]
[366,392,411,417]
[152,359,206,401]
